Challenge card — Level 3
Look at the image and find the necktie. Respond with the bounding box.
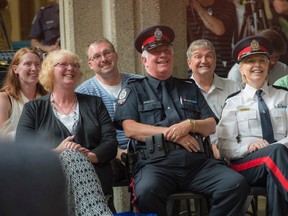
[160,81,180,125]
[256,89,275,143]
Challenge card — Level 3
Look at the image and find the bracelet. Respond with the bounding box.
[187,119,196,132]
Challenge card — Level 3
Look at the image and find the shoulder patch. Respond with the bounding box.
[117,88,131,106]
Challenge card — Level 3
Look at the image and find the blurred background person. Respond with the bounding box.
[29,0,60,53]
[16,49,117,214]
[228,29,288,85]
[0,47,46,140]
[186,0,238,78]
[270,0,288,65]
[0,141,68,216]
[0,0,12,50]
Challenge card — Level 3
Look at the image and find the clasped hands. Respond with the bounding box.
[54,135,90,156]
[164,120,200,152]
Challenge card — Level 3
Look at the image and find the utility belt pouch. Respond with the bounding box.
[145,133,167,159]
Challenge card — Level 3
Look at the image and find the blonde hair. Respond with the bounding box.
[39,49,82,92]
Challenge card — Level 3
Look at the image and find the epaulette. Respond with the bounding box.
[40,3,56,10]
[226,90,241,100]
[126,76,145,83]
[174,77,196,84]
[272,85,288,91]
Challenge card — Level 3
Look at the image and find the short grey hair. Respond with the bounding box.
[186,39,216,60]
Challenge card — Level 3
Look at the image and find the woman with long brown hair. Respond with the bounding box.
[0,47,46,140]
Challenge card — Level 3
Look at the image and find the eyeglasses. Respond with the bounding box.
[88,49,114,62]
[54,62,80,69]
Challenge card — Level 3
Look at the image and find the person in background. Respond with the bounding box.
[0,47,46,140]
[16,49,117,215]
[218,35,288,216]
[186,0,238,78]
[270,0,288,65]
[228,29,288,85]
[29,0,60,53]
[0,0,12,50]
[187,39,241,159]
[114,24,249,216]
[76,38,142,182]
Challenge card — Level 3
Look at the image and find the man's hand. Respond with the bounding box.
[165,120,191,142]
[176,134,201,152]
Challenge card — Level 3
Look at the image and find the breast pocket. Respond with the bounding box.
[43,21,59,42]
[237,110,260,136]
[180,102,200,119]
[138,102,162,124]
[271,109,287,134]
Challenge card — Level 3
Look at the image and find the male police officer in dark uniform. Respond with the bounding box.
[29,0,60,53]
[114,25,249,216]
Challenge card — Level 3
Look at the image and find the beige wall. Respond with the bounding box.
[60,0,188,81]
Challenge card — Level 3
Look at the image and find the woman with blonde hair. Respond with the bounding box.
[16,49,117,215]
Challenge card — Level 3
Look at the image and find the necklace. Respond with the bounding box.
[51,93,77,115]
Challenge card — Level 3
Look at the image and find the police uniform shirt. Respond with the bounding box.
[29,4,59,45]
[114,75,216,145]
[218,82,288,160]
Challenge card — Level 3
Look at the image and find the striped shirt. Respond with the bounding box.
[75,73,142,149]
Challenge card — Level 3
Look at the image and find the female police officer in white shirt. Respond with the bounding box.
[218,35,288,216]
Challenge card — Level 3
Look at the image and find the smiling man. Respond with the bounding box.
[187,39,240,158]
[114,25,249,216]
[75,38,142,184]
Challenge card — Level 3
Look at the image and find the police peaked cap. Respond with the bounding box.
[232,35,273,63]
[135,25,175,53]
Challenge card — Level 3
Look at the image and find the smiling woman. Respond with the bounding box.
[15,49,118,215]
[218,35,288,215]
[0,47,47,140]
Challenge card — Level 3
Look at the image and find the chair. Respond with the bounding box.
[167,192,210,216]
[240,187,267,216]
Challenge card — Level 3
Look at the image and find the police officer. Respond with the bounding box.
[218,35,288,216]
[114,25,249,216]
[29,0,60,53]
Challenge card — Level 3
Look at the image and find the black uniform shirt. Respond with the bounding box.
[114,75,216,129]
[29,4,60,45]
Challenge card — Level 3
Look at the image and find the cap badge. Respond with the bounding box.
[154,28,163,42]
[250,39,260,51]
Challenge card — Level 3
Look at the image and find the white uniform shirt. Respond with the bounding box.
[218,83,288,160]
[191,74,241,143]
[227,62,288,85]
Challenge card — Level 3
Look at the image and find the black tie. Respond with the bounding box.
[160,81,180,125]
[256,89,275,143]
